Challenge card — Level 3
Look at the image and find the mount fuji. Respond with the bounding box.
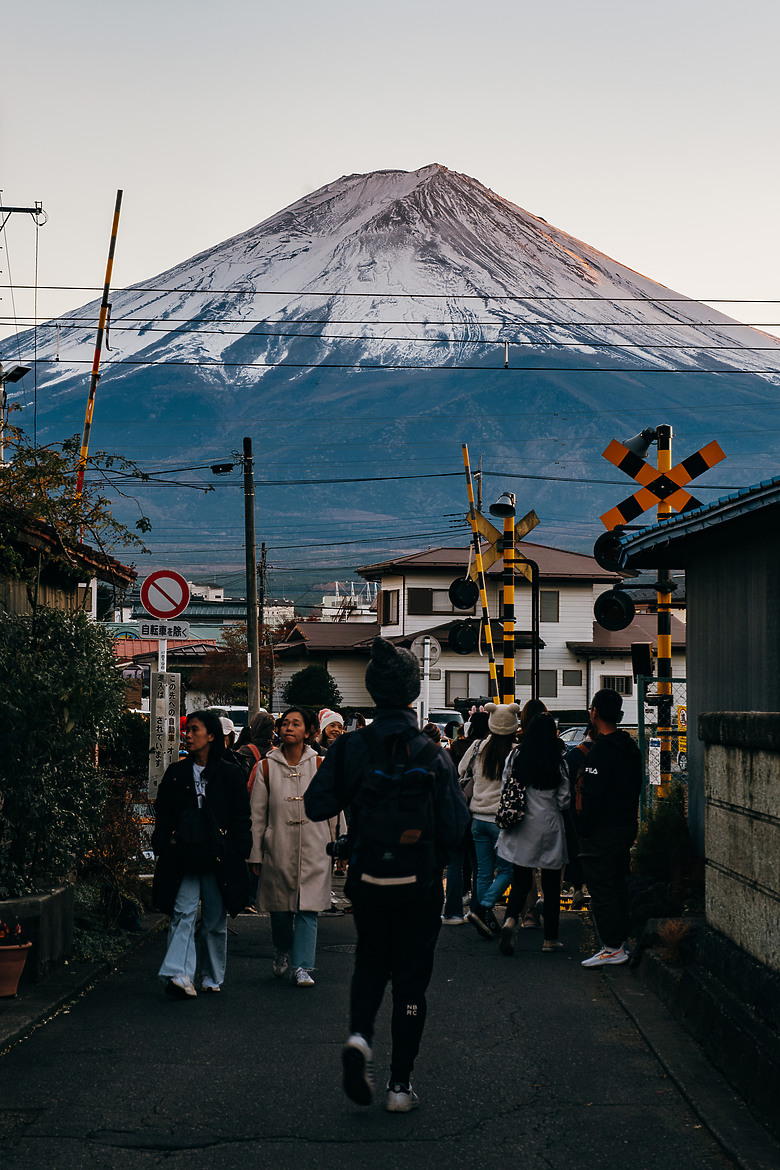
[4,163,780,597]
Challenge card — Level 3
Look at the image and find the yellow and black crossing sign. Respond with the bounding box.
[600,439,725,531]
[466,509,539,581]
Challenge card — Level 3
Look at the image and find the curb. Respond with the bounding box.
[0,913,165,1054]
[606,956,780,1170]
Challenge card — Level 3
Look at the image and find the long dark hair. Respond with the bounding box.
[186,709,227,761]
[513,712,564,789]
[480,732,516,783]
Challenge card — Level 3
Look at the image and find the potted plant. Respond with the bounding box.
[0,912,32,997]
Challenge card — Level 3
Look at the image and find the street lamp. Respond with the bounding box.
[0,363,31,465]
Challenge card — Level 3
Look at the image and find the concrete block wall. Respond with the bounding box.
[699,712,780,975]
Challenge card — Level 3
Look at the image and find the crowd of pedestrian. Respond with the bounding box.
[151,645,642,1111]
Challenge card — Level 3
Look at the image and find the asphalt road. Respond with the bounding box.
[0,908,773,1169]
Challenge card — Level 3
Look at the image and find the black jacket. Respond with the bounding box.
[303,707,469,870]
[152,753,252,916]
[579,730,643,837]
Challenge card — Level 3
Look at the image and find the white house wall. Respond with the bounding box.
[274,656,373,709]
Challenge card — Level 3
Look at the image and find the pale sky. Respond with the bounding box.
[2,0,779,339]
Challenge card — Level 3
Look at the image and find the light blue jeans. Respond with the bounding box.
[471,818,513,909]
[159,871,227,987]
[270,910,318,971]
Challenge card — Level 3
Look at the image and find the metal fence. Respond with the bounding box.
[637,675,688,821]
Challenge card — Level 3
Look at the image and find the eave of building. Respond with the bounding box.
[1,505,136,586]
[614,476,780,569]
[357,542,620,583]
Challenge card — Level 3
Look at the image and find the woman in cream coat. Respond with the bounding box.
[250,707,335,987]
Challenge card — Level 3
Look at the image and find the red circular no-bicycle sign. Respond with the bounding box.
[140,570,190,621]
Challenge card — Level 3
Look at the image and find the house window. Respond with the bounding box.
[540,590,559,622]
[380,589,399,625]
[563,669,582,687]
[600,674,632,696]
[445,670,489,706]
[408,587,474,616]
[515,668,557,696]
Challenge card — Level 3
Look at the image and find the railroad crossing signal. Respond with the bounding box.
[600,439,726,530]
[466,509,539,582]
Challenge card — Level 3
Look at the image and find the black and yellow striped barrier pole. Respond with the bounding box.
[462,445,500,703]
[76,189,123,496]
[501,510,516,703]
[656,424,674,797]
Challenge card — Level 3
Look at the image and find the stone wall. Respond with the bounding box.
[699,712,780,975]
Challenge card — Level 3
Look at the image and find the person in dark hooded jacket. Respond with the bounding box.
[304,637,469,1114]
[579,688,642,968]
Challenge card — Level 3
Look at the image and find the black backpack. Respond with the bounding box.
[346,728,440,904]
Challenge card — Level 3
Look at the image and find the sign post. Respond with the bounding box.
[141,571,190,797]
[140,569,190,674]
[149,670,180,800]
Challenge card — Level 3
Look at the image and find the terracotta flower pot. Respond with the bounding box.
[0,942,32,997]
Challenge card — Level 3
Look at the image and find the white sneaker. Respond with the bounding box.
[581,944,629,968]
[290,966,315,987]
[386,1082,420,1112]
[441,915,465,925]
[342,1033,374,1106]
[165,975,197,999]
[272,951,290,978]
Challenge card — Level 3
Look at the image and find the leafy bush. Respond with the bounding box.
[281,664,342,709]
[632,780,697,900]
[0,608,126,896]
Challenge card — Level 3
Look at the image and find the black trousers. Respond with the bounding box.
[349,879,443,1084]
[505,865,562,941]
[581,826,635,948]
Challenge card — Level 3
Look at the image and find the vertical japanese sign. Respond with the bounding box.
[148,671,181,800]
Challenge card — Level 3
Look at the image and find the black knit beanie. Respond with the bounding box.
[365,636,421,708]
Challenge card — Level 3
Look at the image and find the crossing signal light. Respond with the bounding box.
[593,529,626,572]
[448,576,480,610]
[448,619,479,654]
[594,588,635,632]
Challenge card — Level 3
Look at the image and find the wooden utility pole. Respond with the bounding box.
[243,437,261,717]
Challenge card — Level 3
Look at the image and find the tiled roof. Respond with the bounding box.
[114,638,217,662]
[358,541,618,582]
[277,622,380,656]
[566,613,686,655]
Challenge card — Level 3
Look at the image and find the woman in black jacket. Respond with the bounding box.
[152,709,251,998]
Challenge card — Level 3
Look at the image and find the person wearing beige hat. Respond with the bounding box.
[459,701,520,940]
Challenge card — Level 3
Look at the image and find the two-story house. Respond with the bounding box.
[274,540,686,723]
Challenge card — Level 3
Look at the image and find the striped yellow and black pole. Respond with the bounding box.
[462,445,500,702]
[656,423,674,797]
[501,510,516,703]
[75,189,123,496]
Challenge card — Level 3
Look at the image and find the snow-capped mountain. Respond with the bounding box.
[4,164,779,588]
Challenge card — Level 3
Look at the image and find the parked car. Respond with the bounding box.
[558,725,588,746]
[427,709,465,734]
[204,705,250,733]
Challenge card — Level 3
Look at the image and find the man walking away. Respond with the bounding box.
[579,688,642,968]
[304,637,469,1112]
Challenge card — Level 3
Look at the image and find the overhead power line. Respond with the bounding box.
[3,283,780,303]
[5,318,780,352]
[16,356,780,375]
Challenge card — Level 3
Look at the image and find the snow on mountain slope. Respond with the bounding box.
[4,164,779,582]
[15,163,780,394]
